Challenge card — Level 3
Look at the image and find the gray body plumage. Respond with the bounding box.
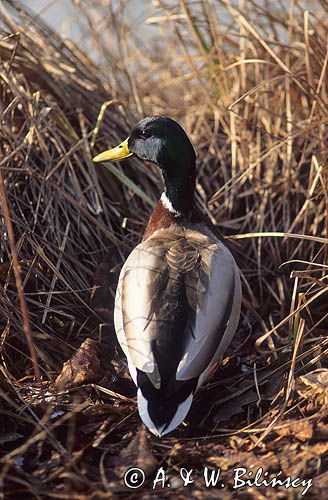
[114,223,241,436]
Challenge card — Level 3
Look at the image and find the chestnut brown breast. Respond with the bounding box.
[143,200,205,240]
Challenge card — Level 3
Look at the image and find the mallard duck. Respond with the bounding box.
[93,116,241,436]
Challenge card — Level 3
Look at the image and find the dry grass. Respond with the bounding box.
[0,0,327,497]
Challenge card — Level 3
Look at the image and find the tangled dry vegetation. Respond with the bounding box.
[0,0,327,498]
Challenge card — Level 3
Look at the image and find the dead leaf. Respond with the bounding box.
[215,388,258,422]
[207,449,279,473]
[279,441,328,478]
[276,420,314,441]
[229,435,254,451]
[52,338,102,390]
[314,422,328,440]
[296,369,328,405]
[114,427,157,481]
[313,470,328,489]
[310,442,328,455]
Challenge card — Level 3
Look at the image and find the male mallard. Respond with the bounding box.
[93,116,241,436]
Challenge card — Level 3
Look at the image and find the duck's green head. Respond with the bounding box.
[93,116,196,212]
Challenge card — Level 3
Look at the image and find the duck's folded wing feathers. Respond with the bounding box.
[114,242,166,380]
[176,243,241,380]
[114,229,241,388]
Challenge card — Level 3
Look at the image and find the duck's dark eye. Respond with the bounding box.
[140,129,151,139]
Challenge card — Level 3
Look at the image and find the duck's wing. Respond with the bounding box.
[114,228,241,435]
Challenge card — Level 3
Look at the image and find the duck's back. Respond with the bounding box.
[114,224,241,436]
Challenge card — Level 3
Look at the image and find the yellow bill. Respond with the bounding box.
[92,138,133,163]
